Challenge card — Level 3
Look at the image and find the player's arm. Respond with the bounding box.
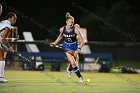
[2,27,12,51]
[53,27,63,45]
[75,27,84,49]
[0,38,2,43]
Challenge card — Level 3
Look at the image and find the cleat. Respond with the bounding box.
[2,78,8,82]
[0,78,4,83]
[79,77,84,84]
[0,78,3,82]
[0,81,4,83]
[65,70,72,79]
[0,78,8,83]
[66,64,72,79]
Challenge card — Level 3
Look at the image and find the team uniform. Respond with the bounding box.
[63,26,78,52]
[0,20,12,37]
[0,20,12,83]
[62,26,84,83]
[0,20,12,50]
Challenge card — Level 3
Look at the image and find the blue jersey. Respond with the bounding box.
[62,26,78,51]
[62,26,77,43]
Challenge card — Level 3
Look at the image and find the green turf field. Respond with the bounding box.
[0,70,140,93]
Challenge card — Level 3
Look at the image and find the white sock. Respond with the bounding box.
[75,61,79,68]
[0,61,5,78]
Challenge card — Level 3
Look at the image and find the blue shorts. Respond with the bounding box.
[63,42,78,52]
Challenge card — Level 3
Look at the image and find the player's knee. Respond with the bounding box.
[70,62,76,68]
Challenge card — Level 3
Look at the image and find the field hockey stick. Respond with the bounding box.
[3,35,19,42]
[94,57,99,64]
[1,43,32,63]
[45,39,75,55]
[93,57,100,70]
[15,52,32,63]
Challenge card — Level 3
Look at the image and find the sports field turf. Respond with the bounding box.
[0,70,140,93]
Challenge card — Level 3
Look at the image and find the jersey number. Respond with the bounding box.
[68,38,72,42]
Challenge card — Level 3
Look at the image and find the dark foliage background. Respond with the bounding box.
[0,0,140,42]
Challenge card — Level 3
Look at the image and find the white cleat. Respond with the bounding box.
[2,78,8,82]
[0,78,8,83]
[79,77,84,84]
[0,78,3,83]
[65,70,72,79]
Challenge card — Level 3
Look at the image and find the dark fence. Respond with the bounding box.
[8,41,140,69]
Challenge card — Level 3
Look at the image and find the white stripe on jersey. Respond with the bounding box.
[0,20,12,31]
[0,20,12,38]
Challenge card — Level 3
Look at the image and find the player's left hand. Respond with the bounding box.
[74,50,79,54]
[75,48,81,54]
[7,47,13,52]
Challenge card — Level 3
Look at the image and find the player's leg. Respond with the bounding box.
[63,42,73,78]
[67,63,73,72]
[73,53,84,83]
[66,52,78,78]
[66,52,84,83]
[0,49,8,83]
[74,53,79,67]
[66,53,79,78]
[66,63,72,79]
[67,55,77,71]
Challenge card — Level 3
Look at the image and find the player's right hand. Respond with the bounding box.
[7,47,13,52]
[50,42,56,47]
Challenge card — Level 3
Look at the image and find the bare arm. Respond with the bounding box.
[53,27,63,45]
[2,27,11,48]
[75,27,84,49]
[0,38,2,43]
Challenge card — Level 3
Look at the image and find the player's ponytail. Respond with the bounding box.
[66,12,74,25]
[66,12,71,20]
[4,12,17,20]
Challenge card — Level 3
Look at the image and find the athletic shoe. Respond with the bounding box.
[79,77,84,83]
[2,78,8,82]
[65,70,72,79]
[0,78,8,83]
[0,78,3,83]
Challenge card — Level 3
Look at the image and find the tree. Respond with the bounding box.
[80,1,139,41]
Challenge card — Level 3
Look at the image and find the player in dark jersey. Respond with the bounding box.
[66,24,82,76]
[51,12,84,83]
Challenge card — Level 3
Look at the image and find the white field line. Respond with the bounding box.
[8,79,45,81]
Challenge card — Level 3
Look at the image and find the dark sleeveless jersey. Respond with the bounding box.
[62,26,77,43]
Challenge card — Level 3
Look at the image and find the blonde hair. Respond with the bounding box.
[66,12,74,24]
[66,12,71,19]
[74,24,80,28]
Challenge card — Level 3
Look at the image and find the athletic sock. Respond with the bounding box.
[68,64,73,71]
[73,66,82,78]
[0,61,5,78]
[75,61,79,68]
